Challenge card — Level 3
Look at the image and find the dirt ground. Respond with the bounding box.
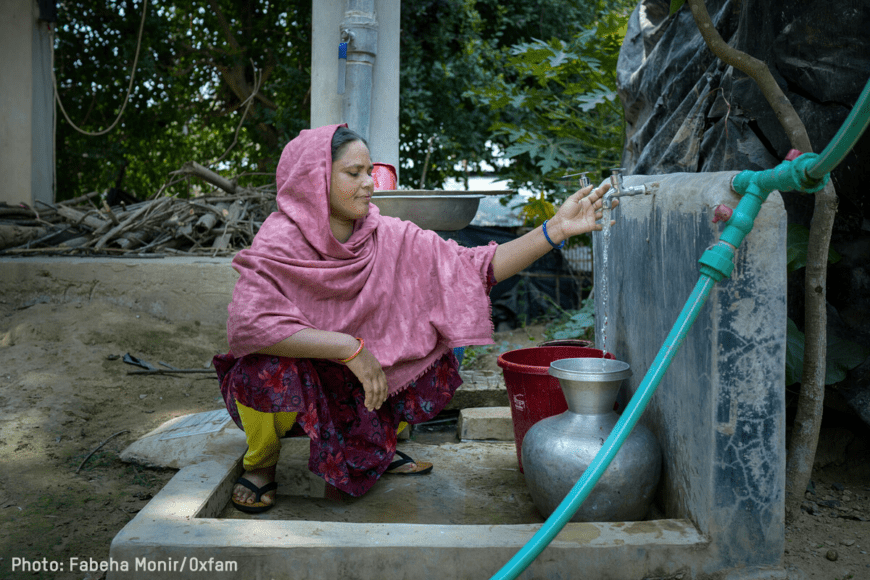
[0,298,868,580]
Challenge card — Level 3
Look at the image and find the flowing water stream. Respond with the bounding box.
[599,203,612,360]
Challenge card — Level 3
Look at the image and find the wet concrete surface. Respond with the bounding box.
[219,427,545,525]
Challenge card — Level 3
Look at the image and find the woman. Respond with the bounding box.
[214,124,613,513]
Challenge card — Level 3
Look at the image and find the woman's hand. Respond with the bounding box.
[344,346,389,411]
[548,182,616,242]
[491,182,617,282]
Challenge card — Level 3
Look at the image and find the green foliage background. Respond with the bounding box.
[54,1,313,200]
[53,0,632,202]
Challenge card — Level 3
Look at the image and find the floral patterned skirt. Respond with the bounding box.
[213,352,462,497]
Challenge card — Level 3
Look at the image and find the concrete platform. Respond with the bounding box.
[225,440,539,524]
[109,438,710,580]
[8,222,789,578]
[108,410,715,579]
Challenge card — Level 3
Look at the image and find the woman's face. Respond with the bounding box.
[329,140,374,239]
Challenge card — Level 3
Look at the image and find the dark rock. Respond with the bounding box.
[813,428,855,468]
[840,357,870,425]
[801,501,821,515]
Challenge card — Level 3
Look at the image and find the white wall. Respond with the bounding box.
[0,0,53,206]
[1,0,35,206]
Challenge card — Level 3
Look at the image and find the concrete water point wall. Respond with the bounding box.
[594,171,787,578]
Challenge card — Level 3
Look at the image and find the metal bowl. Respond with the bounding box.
[371,193,485,231]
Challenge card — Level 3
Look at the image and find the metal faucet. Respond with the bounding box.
[562,171,591,189]
[605,167,648,208]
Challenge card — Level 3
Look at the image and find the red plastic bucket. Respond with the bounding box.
[372,162,397,190]
[497,346,613,472]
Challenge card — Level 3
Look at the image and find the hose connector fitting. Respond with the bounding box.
[699,242,735,282]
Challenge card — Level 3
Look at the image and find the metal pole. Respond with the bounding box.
[340,0,377,142]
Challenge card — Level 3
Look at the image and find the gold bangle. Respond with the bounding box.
[338,338,365,364]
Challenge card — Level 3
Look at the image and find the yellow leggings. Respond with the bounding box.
[235,401,408,470]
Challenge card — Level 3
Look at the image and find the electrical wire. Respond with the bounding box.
[208,60,264,167]
[50,0,149,136]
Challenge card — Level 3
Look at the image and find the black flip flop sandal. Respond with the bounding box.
[231,476,278,513]
[385,450,433,476]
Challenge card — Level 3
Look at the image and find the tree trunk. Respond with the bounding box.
[785,181,837,519]
[686,0,838,521]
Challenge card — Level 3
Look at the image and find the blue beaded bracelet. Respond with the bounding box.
[542,220,565,249]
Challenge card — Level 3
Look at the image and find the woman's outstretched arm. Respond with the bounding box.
[490,182,614,282]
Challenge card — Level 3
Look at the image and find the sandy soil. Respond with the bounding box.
[0,299,868,579]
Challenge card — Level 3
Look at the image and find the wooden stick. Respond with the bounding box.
[127,368,216,375]
[171,161,238,194]
[55,205,111,231]
[94,198,169,250]
[76,430,130,474]
[102,200,120,225]
[58,191,102,206]
[0,224,49,250]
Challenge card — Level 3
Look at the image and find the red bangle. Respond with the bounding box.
[337,338,364,364]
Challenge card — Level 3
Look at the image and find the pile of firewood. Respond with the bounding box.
[0,163,277,257]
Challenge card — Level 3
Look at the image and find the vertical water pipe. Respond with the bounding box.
[340,0,377,142]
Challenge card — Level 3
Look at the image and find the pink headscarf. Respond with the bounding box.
[227,124,498,395]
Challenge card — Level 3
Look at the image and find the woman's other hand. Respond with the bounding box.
[345,346,389,411]
[549,182,615,241]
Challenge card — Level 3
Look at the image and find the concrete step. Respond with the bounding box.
[449,369,508,409]
[457,406,514,441]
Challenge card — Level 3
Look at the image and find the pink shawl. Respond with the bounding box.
[227,124,497,395]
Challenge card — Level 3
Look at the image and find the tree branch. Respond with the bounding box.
[207,0,243,53]
[687,0,812,152]
[205,0,277,111]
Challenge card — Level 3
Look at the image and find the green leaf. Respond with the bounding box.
[570,312,594,327]
[576,87,617,112]
[548,49,571,68]
[785,317,870,386]
[520,197,556,226]
[464,0,632,210]
[538,144,561,174]
[786,225,809,272]
[825,333,870,385]
[670,0,686,15]
[786,224,842,272]
[504,141,538,159]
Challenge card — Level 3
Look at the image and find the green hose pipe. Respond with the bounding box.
[807,76,870,180]
[719,180,768,249]
[731,153,827,197]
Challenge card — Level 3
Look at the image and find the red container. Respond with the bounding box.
[372,162,397,190]
[497,346,613,472]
